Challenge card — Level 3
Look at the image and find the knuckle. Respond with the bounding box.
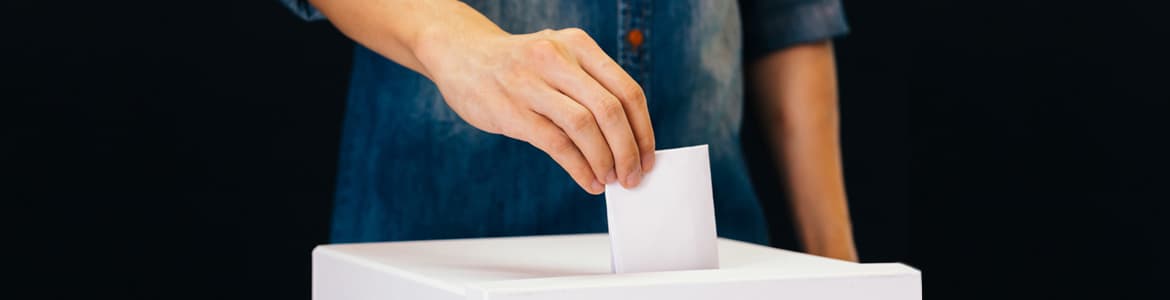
[616,148,641,170]
[565,107,596,132]
[640,131,656,148]
[598,97,626,121]
[639,135,656,152]
[543,134,575,155]
[618,82,646,104]
[559,27,592,43]
[525,39,561,62]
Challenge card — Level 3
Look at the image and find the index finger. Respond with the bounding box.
[559,29,656,172]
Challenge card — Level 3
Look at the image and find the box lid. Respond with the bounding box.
[312,234,920,300]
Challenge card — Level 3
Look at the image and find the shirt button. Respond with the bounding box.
[626,28,644,50]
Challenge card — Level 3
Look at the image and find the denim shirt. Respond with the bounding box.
[282,0,848,245]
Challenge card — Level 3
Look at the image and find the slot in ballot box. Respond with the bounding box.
[313,234,920,300]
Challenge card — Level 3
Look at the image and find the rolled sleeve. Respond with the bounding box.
[279,0,325,21]
[740,0,850,62]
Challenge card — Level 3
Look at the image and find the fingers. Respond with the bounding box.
[557,28,657,173]
[533,38,644,188]
[515,110,606,195]
[489,29,655,193]
[544,65,643,188]
[514,82,617,189]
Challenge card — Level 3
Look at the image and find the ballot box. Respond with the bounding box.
[312,234,920,300]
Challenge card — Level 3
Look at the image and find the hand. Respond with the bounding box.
[417,28,656,194]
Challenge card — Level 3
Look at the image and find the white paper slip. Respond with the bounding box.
[604,144,719,273]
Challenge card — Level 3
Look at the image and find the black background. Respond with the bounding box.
[4,1,1164,299]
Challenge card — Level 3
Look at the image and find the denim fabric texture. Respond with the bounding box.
[280,0,849,245]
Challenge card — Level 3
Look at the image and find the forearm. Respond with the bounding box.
[308,0,504,78]
[307,0,656,193]
[749,41,857,261]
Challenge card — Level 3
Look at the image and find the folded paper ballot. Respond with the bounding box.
[605,145,719,273]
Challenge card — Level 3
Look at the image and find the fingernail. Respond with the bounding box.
[605,170,617,184]
[641,152,655,172]
[591,180,605,194]
[625,165,642,188]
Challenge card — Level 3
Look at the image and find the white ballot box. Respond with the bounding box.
[313,234,920,300]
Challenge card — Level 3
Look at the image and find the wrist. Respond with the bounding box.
[412,3,508,80]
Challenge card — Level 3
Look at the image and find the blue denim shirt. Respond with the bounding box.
[282,0,848,245]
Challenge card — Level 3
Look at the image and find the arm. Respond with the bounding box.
[749,40,858,261]
[308,0,656,193]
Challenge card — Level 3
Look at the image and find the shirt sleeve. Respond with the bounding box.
[739,0,850,62]
[279,0,326,21]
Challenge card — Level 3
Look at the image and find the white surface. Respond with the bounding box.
[604,145,719,273]
[313,234,921,300]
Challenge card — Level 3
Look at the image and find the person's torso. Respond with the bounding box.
[331,0,767,245]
